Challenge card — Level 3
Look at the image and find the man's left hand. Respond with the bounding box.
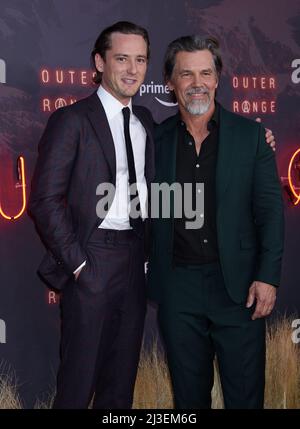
[246,281,277,320]
[255,117,276,151]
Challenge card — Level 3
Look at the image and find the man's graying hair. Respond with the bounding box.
[163,35,222,82]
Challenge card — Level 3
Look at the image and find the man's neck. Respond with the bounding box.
[100,84,131,106]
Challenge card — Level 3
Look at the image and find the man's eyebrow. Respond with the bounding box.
[177,67,214,74]
[113,54,147,58]
[178,68,192,73]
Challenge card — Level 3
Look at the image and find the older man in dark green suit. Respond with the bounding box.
[147,36,284,409]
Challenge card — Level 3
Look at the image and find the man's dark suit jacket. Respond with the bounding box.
[148,104,284,304]
[28,91,155,291]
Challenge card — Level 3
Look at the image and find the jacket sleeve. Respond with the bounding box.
[28,107,86,275]
[252,123,285,286]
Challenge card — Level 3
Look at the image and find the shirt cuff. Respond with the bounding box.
[73,260,86,274]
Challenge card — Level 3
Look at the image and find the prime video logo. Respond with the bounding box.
[0,59,6,84]
[139,81,177,107]
[0,319,6,343]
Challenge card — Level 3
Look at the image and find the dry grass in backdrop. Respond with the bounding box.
[0,317,299,409]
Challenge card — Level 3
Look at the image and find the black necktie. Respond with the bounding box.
[122,107,143,234]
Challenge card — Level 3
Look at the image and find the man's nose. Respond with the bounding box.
[193,74,204,87]
[127,59,137,74]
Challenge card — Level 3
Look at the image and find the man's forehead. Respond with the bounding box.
[109,32,147,51]
[174,50,214,68]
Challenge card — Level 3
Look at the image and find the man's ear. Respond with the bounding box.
[95,53,104,72]
[166,79,174,92]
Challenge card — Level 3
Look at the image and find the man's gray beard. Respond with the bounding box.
[185,96,211,116]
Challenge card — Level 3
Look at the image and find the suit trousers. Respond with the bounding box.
[157,262,265,409]
[53,228,146,409]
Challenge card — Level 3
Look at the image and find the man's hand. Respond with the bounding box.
[246,281,277,320]
[255,117,275,151]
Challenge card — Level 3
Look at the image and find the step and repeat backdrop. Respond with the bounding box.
[0,0,299,407]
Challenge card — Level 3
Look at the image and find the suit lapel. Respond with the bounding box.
[165,126,178,185]
[216,105,237,210]
[160,120,178,218]
[87,92,116,178]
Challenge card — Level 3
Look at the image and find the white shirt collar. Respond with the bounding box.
[97,85,132,121]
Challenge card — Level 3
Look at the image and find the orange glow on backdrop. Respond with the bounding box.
[288,148,300,205]
[0,156,27,220]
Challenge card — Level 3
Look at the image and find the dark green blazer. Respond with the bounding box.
[147,104,284,304]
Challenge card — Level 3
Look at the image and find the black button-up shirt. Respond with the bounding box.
[173,103,220,265]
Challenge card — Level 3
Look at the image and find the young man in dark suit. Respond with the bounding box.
[28,21,154,409]
[148,36,284,409]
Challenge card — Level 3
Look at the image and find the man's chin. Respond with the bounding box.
[186,102,210,116]
[120,84,140,98]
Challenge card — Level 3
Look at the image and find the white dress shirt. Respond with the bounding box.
[74,85,148,274]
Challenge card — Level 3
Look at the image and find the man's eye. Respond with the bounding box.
[117,57,126,62]
[137,58,146,64]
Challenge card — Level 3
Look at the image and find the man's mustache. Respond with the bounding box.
[186,87,209,96]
